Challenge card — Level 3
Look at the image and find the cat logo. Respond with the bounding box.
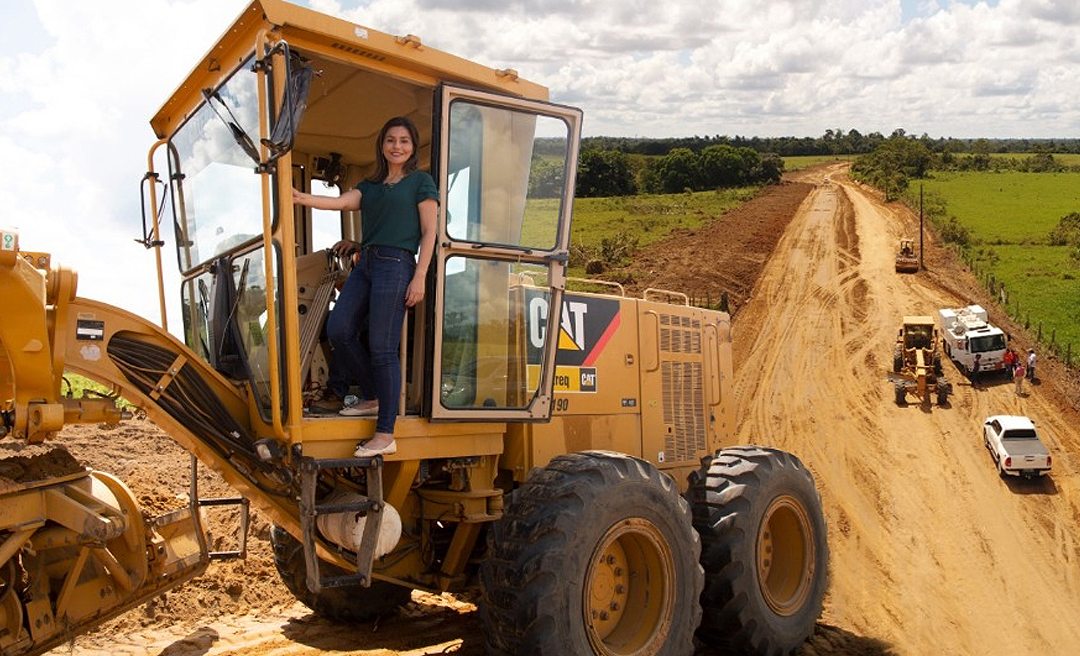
[579,368,597,392]
[524,292,621,394]
[526,293,620,367]
[530,298,589,352]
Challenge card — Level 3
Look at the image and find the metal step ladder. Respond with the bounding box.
[298,455,384,592]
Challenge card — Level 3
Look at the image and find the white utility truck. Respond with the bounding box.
[983,415,1052,478]
[938,305,1008,377]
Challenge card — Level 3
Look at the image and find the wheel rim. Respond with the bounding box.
[757,494,815,617]
[584,518,675,655]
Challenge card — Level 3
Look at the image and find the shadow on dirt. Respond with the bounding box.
[799,623,899,656]
[158,627,219,656]
[279,606,485,655]
[696,622,896,655]
[1003,473,1057,496]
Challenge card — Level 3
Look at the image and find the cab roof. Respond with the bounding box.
[987,415,1036,431]
[149,0,548,139]
[903,316,935,326]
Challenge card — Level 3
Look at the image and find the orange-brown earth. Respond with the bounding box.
[11,163,1078,655]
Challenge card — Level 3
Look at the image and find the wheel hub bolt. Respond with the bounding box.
[613,567,622,576]
[605,555,616,565]
[599,611,609,621]
[615,585,625,594]
[610,602,619,611]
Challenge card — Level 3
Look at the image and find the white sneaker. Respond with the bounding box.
[340,400,378,416]
[354,439,397,457]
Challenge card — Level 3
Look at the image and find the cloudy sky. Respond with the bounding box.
[1,0,1077,327]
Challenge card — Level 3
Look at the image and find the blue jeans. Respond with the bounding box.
[326,245,414,434]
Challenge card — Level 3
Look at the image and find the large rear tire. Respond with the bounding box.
[480,451,703,656]
[892,346,903,373]
[269,525,411,623]
[688,446,829,656]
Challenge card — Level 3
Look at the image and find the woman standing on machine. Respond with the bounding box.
[293,116,438,457]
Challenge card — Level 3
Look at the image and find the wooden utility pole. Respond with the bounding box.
[919,184,925,270]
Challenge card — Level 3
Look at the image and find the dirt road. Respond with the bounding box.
[44,164,1080,655]
[733,165,1080,655]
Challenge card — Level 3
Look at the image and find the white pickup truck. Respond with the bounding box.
[983,415,1052,478]
[938,305,1008,377]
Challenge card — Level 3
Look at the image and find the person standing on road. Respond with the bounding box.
[971,353,982,389]
[1027,349,1037,382]
[1003,348,1016,377]
[1013,361,1026,395]
[293,116,438,458]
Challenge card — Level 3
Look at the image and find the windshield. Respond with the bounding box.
[1002,429,1038,439]
[169,54,264,273]
[969,333,1006,353]
[904,325,932,349]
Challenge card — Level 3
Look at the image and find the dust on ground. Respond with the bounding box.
[18,162,1080,655]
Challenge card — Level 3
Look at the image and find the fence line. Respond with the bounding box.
[960,245,1074,368]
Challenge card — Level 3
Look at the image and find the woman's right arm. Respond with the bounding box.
[292,188,362,211]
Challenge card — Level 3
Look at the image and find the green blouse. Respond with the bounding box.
[354,170,438,253]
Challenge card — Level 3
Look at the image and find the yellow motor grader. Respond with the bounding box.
[0,2,829,655]
[891,316,950,406]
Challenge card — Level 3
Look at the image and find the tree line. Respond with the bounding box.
[579,131,1080,157]
[531,145,784,198]
[850,134,1080,202]
[530,129,1080,200]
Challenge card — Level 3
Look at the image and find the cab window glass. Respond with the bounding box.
[441,256,549,409]
[169,55,263,272]
[445,101,569,251]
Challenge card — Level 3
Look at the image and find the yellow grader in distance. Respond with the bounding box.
[895,238,919,273]
[892,316,950,406]
[0,2,829,655]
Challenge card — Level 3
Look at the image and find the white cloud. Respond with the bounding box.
[1,0,1077,333]
[0,0,249,331]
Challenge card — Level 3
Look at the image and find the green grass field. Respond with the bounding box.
[61,373,135,408]
[782,155,853,171]
[921,171,1080,243]
[970,244,1080,351]
[920,171,1080,358]
[566,187,760,275]
[520,186,760,276]
[987,152,1080,167]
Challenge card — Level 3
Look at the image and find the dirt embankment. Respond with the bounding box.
[618,180,814,314]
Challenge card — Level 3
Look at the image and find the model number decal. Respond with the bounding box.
[76,319,105,341]
[528,365,597,393]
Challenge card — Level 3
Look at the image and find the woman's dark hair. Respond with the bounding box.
[367,116,420,183]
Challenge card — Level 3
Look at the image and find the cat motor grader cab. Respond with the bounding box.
[891,316,950,406]
[0,2,829,655]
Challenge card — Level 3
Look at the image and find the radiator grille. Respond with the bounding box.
[657,312,706,463]
[659,314,701,355]
[661,361,706,462]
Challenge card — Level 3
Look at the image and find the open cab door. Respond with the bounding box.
[431,86,581,421]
